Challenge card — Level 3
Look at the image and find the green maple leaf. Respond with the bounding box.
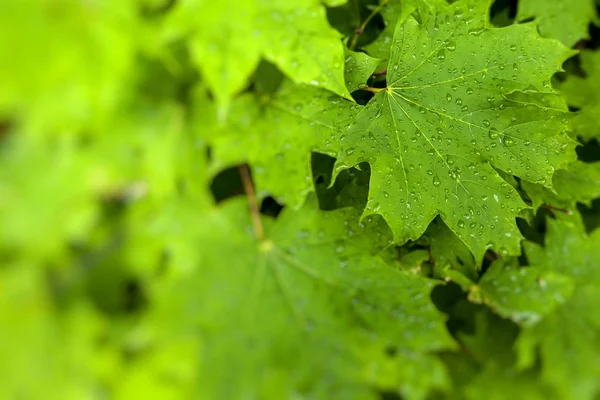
[334,0,576,259]
[344,49,381,91]
[467,260,574,327]
[516,215,600,399]
[422,218,477,280]
[517,0,598,47]
[141,197,455,399]
[442,310,559,400]
[560,50,600,142]
[166,0,351,115]
[327,0,382,48]
[204,82,359,207]
[364,0,404,59]
[364,0,443,59]
[436,253,574,328]
[521,160,600,210]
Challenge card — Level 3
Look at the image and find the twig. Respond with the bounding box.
[484,251,499,262]
[349,0,389,50]
[540,203,573,215]
[360,87,385,93]
[239,165,264,241]
[371,68,387,77]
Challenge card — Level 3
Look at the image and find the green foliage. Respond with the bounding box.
[334,0,576,259]
[517,0,598,47]
[1,0,600,399]
[560,50,600,142]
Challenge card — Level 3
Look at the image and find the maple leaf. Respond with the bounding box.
[364,0,444,58]
[517,0,598,47]
[166,0,351,115]
[560,50,600,142]
[327,0,381,48]
[344,49,381,91]
[441,310,559,400]
[461,259,574,327]
[204,82,359,207]
[422,218,477,280]
[364,0,404,59]
[516,215,600,399]
[334,0,577,259]
[521,160,600,210]
[141,197,455,399]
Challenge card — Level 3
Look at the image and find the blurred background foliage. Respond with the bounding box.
[1,0,600,399]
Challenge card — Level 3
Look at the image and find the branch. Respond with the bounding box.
[349,0,389,50]
[360,86,385,93]
[239,165,265,241]
[540,203,573,215]
[371,68,387,77]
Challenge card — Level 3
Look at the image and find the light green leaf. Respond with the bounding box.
[334,0,577,259]
[364,0,446,59]
[0,1,142,133]
[438,257,574,327]
[0,265,117,400]
[517,0,597,47]
[323,0,348,6]
[344,49,381,92]
[204,82,358,207]
[560,50,600,141]
[517,215,600,399]
[442,310,558,400]
[166,0,351,115]
[471,261,574,327]
[142,198,456,399]
[0,101,189,262]
[363,0,403,59]
[522,161,600,210]
[423,218,477,280]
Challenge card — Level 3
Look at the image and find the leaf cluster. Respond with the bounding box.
[1,0,600,399]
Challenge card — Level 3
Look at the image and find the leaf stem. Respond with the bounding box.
[371,68,387,77]
[349,0,389,50]
[540,203,573,215]
[361,87,384,93]
[239,165,265,241]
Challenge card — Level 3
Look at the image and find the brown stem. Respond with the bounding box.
[371,68,387,77]
[484,250,499,262]
[540,203,573,215]
[348,0,389,50]
[239,165,264,241]
[360,87,384,93]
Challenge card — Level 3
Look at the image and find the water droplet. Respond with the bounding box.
[433,176,441,187]
[503,136,515,147]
